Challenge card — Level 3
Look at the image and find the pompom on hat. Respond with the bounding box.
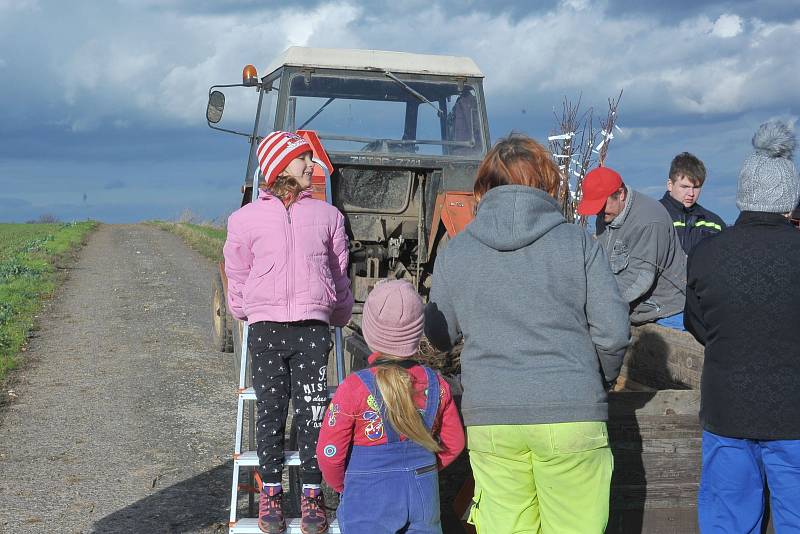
[256,131,313,187]
[361,279,424,358]
[736,120,799,213]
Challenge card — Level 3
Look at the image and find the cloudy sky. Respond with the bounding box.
[1,0,798,223]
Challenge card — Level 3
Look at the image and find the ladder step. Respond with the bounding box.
[239,387,256,401]
[240,386,338,401]
[235,450,300,466]
[230,517,340,533]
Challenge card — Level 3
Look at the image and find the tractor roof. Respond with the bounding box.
[265,47,484,78]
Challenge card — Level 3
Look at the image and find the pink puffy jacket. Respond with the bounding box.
[223,188,354,327]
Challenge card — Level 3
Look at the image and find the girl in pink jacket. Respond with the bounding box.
[223,131,354,534]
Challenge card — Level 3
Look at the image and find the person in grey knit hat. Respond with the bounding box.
[736,120,799,213]
[684,119,800,533]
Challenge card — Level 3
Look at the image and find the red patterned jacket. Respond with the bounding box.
[316,353,465,492]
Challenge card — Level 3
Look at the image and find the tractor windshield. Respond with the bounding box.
[284,72,485,157]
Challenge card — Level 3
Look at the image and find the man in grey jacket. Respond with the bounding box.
[577,167,687,325]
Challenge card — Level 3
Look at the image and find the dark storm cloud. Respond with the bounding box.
[0,0,797,222]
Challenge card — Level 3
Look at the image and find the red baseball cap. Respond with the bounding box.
[577,167,624,216]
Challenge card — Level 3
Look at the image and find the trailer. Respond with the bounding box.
[607,324,704,533]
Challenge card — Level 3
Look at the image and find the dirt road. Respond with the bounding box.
[0,224,235,533]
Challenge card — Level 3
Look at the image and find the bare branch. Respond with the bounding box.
[597,89,623,167]
[548,90,622,226]
[549,95,582,222]
[573,113,599,227]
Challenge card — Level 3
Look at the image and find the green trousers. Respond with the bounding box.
[467,422,613,534]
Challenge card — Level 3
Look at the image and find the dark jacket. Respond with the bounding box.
[685,211,800,440]
[659,193,726,254]
[596,189,687,324]
[424,185,630,427]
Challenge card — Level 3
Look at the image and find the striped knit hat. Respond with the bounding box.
[362,279,424,358]
[256,131,313,187]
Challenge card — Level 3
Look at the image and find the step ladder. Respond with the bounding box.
[227,158,345,533]
[227,334,344,533]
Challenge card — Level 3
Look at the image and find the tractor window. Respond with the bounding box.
[286,73,485,157]
[258,74,281,132]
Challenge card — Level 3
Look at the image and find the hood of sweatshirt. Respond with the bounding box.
[467,185,566,251]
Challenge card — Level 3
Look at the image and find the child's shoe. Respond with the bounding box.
[300,486,328,534]
[258,485,286,534]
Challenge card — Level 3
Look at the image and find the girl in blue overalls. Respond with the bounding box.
[316,280,465,533]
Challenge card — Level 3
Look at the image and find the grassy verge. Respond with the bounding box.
[150,222,226,262]
[0,221,97,381]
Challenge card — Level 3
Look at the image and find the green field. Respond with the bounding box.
[0,222,97,381]
[152,222,226,262]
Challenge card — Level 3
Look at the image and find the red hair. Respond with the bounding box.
[473,133,561,202]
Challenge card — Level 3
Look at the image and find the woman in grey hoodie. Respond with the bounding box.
[425,134,630,534]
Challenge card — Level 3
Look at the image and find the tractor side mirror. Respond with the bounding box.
[206,91,226,124]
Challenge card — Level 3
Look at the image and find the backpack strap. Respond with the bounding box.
[421,366,440,431]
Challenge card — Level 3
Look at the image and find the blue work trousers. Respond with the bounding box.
[337,440,442,534]
[655,312,686,331]
[699,430,800,533]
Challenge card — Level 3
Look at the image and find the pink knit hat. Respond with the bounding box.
[362,279,424,358]
[256,131,312,187]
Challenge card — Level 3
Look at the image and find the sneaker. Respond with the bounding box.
[300,486,329,534]
[258,486,286,534]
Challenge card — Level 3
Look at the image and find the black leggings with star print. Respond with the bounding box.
[248,320,331,485]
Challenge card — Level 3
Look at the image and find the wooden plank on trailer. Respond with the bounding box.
[611,482,699,509]
[609,390,701,417]
[611,452,701,484]
[607,507,699,534]
[621,324,705,390]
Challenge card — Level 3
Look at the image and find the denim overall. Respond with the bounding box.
[336,366,442,534]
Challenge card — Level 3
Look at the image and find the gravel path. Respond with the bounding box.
[0,224,235,534]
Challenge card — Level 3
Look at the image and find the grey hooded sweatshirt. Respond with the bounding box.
[425,185,630,426]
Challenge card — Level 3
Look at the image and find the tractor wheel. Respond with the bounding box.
[211,272,233,352]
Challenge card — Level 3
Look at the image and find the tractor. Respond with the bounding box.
[207,46,489,371]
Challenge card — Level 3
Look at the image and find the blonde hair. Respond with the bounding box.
[261,174,307,206]
[374,354,441,452]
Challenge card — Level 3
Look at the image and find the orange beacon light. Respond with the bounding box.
[242,64,258,86]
